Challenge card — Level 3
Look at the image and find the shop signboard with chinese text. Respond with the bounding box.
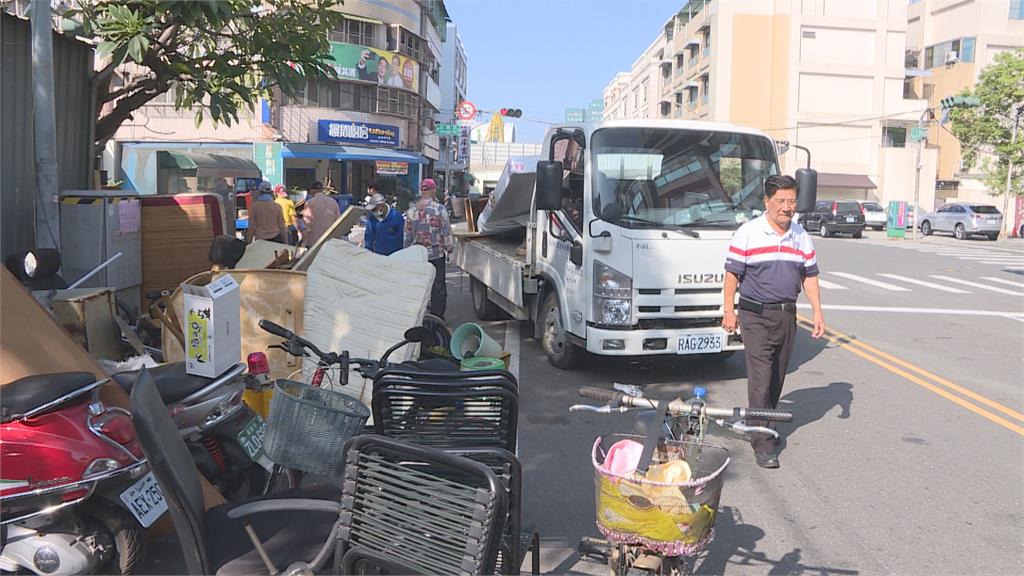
[375,161,409,175]
[457,125,471,164]
[252,142,283,187]
[328,42,420,93]
[318,120,400,147]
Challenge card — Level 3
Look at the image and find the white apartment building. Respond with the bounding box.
[604,0,938,209]
[907,0,1024,224]
[434,21,470,192]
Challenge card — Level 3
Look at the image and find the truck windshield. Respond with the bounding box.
[592,128,778,230]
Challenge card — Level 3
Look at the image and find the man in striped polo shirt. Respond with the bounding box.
[722,174,826,469]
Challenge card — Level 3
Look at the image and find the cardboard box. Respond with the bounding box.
[181,274,241,378]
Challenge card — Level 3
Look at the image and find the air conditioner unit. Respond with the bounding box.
[945,50,959,64]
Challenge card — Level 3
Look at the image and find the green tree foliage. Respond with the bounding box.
[948,49,1024,197]
[72,0,344,147]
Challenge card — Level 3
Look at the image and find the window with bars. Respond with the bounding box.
[331,18,379,48]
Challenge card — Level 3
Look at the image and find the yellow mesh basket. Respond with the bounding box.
[591,434,730,556]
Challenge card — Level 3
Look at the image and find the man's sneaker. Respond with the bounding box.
[755,452,780,469]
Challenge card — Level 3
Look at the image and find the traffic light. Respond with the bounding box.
[940,95,981,110]
[499,108,522,118]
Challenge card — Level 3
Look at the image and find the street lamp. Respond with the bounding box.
[1001,105,1022,239]
[913,107,935,242]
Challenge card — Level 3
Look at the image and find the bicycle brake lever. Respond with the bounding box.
[717,419,780,439]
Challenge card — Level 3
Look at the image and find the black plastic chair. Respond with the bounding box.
[334,435,508,575]
[129,368,341,575]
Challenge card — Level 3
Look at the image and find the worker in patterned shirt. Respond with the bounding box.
[404,178,452,319]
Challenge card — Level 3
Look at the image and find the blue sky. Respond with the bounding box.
[445,0,682,142]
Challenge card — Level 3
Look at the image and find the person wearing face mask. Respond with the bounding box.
[362,193,404,255]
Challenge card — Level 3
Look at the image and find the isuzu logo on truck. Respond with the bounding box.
[679,273,724,284]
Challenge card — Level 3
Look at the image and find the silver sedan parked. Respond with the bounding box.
[919,203,1003,240]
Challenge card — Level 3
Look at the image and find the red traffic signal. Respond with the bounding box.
[499,108,522,118]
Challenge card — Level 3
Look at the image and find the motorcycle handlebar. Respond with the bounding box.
[258,319,293,340]
[577,386,793,423]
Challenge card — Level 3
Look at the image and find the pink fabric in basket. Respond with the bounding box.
[601,438,645,476]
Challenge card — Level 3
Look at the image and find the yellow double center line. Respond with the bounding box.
[796,313,1024,436]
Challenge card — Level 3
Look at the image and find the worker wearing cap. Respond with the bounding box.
[273,184,298,245]
[300,181,341,247]
[246,181,286,243]
[405,178,452,318]
[363,193,404,256]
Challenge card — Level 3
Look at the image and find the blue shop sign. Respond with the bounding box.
[317,120,399,147]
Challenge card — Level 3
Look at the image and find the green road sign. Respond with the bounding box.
[910,127,926,141]
[436,123,460,136]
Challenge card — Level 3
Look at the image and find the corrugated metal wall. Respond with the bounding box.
[1,12,93,260]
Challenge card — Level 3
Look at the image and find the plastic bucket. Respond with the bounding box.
[450,322,503,359]
[460,356,505,371]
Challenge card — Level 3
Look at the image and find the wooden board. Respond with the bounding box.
[163,269,307,382]
[141,194,223,299]
[235,240,296,270]
[292,205,367,272]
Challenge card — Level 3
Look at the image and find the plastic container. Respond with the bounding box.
[450,323,503,360]
[460,356,506,371]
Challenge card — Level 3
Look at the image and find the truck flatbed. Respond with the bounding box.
[453,225,529,316]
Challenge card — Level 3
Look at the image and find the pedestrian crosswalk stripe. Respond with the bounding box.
[982,276,1024,289]
[829,272,910,291]
[974,258,1024,264]
[929,275,1024,296]
[816,278,848,290]
[876,273,971,294]
[943,252,1016,257]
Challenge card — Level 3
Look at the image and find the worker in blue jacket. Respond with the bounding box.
[363,193,405,255]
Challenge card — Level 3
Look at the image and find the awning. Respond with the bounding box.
[818,173,877,189]
[342,13,383,25]
[684,81,699,90]
[157,151,261,178]
[283,143,428,164]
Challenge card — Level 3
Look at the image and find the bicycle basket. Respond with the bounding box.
[263,379,370,476]
[592,434,730,557]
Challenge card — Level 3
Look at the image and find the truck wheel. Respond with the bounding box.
[540,292,581,369]
[471,277,505,320]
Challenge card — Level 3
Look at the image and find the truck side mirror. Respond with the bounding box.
[536,161,563,211]
[795,168,818,214]
[570,240,583,267]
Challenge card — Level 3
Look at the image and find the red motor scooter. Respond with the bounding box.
[0,372,166,575]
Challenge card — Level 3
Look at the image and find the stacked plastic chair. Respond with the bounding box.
[371,366,538,575]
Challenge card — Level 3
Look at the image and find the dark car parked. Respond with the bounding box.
[801,200,866,238]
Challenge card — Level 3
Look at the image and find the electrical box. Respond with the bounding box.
[60,190,143,314]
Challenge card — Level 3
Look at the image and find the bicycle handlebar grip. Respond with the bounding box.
[578,386,623,404]
[258,319,294,340]
[744,407,794,422]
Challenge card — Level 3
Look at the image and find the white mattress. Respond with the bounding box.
[302,240,434,407]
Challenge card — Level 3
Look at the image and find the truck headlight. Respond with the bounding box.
[593,261,632,325]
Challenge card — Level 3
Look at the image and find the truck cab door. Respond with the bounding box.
[539,131,587,337]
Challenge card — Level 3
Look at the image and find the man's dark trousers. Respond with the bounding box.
[429,257,447,319]
[738,307,796,454]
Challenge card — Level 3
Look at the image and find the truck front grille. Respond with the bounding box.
[634,286,723,320]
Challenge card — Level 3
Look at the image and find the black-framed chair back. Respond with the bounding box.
[336,435,508,575]
[373,366,519,396]
[372,386,519,453]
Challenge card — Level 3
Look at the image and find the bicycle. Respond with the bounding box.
[571,384,793,576]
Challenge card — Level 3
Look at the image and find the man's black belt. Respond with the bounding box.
[738,296,796,314]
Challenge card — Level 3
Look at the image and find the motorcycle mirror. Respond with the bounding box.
[403,326,434,344]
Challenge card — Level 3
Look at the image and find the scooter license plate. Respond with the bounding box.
[677,331,723,355]
[119,472,167,528]
[237,414,267,462]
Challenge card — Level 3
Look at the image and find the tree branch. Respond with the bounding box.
[95,81,167,145]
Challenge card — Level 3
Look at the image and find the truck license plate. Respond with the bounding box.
[677,332,723,355]
[237,414,267,461]
[119,472,167,527]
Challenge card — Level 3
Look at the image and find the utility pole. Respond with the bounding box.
[1001,105,1021,240]
[32,1,60,249]
[912,107,934,242]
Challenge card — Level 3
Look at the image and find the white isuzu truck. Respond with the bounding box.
[454,120,817,368]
